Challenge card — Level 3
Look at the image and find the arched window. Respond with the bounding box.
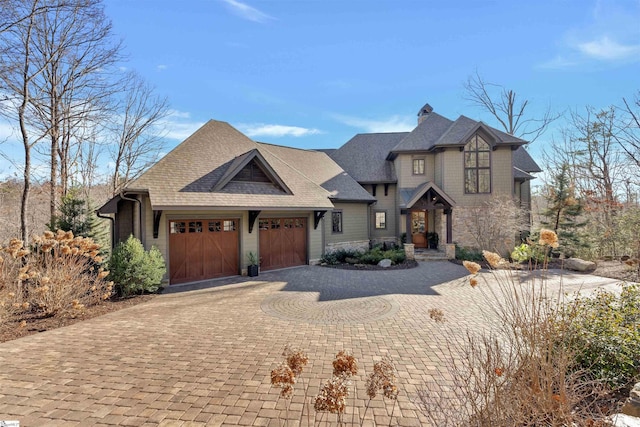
[464,134,491,193]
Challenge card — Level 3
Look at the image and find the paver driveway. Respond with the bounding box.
[0,262,624,426]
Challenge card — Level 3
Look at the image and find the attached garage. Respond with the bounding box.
[259,218,307,271]
[169,219,239,284]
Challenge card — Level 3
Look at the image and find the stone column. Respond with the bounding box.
[404,243,415,260]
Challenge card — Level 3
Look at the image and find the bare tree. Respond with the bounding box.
[0,0,51,241]
[464,71,562,142]
[617,91,640,169]
[109,72,169,195]
[27,0,121,225]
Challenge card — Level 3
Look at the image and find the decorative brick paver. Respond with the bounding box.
[0,263,624,426]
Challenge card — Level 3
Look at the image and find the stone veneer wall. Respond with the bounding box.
[325,240,370,253]
[371,237,400,247]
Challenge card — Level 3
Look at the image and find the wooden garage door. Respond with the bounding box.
[169,219,239,284]
[259,218,307,271]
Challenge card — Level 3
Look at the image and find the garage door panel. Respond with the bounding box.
[170,219,239,284]
[259,217,307,271]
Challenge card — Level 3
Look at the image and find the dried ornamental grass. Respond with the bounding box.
[0,231,114,319]
[428,308,445,323]
[332,350,358,377]
[313,375,349,414]
[539,229,559,248]
[283,345,308,377]
[482,250,505,269]
[271,362,296,399]
[365,357,399,400]
[463,260,481,275]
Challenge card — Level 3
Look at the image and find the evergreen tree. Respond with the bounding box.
[48,190,108,247]
[541,163,588,256]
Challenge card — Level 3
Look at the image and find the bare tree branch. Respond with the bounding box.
[25,0,122,225]
[616,91,640,168]
[109,71,169,195]
[463,70,562,143]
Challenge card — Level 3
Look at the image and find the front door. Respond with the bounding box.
[411,210,427,248]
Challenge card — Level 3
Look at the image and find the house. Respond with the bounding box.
[330,103,541,253]
[99,103,541,285]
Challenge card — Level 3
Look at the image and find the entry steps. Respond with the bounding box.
[414,249,448,261]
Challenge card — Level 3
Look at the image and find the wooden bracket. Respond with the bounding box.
[153,210,162,238]
[313,210,327,230]
[248,210,261,233]
[384,183,389,196]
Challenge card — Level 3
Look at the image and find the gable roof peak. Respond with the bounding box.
[417,102,434,124]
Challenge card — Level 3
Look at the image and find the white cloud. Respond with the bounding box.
[538,55,582,70]
[332,114,415,133]
[577,36,640,61]
[158,110,206,141]
[156,64,168,71]
[221,0,273,23]
[540,1,640,68]
[238,123,322,138]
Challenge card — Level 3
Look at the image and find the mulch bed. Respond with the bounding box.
[0,294,156,343]
[320,260,419,270]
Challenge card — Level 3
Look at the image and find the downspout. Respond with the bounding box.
[96,211,115,249]
[120,192,142,241]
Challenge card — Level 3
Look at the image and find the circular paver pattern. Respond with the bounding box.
[261,292,399,324]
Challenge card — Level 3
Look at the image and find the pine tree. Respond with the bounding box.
[541,163,588,256]
[48,190,108,248]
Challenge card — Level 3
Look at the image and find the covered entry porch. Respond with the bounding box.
[399,182,455,249]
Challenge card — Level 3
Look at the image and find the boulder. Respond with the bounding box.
[565,257,597,272]
[610,414,640,427]
[378,259,392,268]
[622,383,640,418]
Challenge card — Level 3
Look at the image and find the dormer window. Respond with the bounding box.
[464,134,491,194]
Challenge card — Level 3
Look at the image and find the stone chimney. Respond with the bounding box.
[417,103,433,124]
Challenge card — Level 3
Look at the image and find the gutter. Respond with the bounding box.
[120,192,143,241]
[95,211,115,249]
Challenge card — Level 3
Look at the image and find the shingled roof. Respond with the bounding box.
[330,110,539,184]
[124,120,336,210]
[257,142,375,203]
[330,132,407,183]
[390,113,527,154]
[513,146,542,173]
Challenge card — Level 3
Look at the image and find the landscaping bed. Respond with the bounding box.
[322,259,418,270]
[0,294,155,343]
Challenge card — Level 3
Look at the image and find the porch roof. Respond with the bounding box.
[399,181,456,210]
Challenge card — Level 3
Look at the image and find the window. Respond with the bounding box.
[375,211,386,229]
[189,221,202,233]
[464,134,491,193]
[223,220,236,231]
[413,158,425,175]
[170,221,186,234]
[332,211,343,233]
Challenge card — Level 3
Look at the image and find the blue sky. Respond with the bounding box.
[1,0,639,177]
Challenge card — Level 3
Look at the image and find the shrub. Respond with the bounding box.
[382,249,405,264]
[455,244,483,262]
[319,248,362,265]
[420,231,613,426]
[563,283,640,390]
[510,243,545,263]
[0,230,113,318]
[320,247,406,266]
[108,236,166,297]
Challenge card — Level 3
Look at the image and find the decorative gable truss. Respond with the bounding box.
[211,149,293,195]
